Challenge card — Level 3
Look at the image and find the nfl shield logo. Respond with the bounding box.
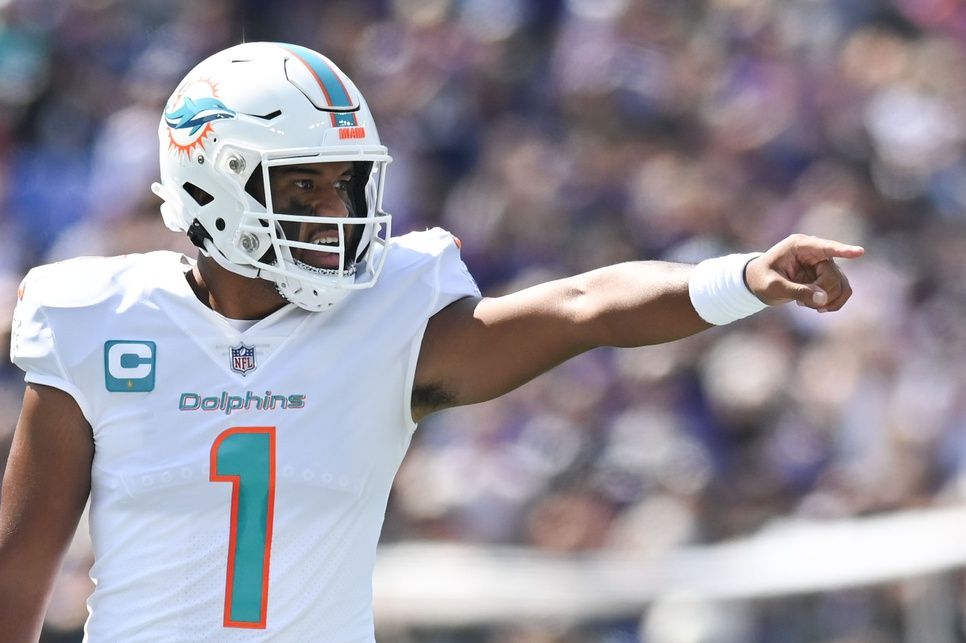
[230,343,256,375]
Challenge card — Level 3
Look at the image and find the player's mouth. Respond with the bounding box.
[295,228,342,270]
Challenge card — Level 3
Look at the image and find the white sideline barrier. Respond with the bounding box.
[373,505,966,626]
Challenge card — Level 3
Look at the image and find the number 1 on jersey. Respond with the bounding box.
[210,426,277,629]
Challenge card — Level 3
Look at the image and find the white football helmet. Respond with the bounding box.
[152,42,392,311]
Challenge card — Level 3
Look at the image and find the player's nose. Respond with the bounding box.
[313,191,349,218]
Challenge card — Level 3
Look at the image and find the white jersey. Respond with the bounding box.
[10,228,479,643]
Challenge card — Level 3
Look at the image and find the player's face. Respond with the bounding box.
[268,161,360,271]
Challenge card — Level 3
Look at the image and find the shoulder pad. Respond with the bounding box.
[18,254,155,310]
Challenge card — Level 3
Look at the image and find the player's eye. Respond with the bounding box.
[293,178,314,190]
[334,179,351,192]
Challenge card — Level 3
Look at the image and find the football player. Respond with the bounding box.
[0,42,862,641]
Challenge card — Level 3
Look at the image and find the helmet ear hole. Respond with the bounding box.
[183,182,214,206]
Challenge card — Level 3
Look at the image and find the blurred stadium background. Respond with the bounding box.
[1,0,965,641]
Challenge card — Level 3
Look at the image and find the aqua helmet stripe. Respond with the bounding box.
[276,43,359,127]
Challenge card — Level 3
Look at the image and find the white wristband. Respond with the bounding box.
[688,253,768,325]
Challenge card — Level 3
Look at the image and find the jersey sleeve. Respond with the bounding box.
[424,229,481,316]
[10,270,93,421]
[389,228,481,432]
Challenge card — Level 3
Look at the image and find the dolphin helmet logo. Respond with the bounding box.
[165,96,236,135]
[164,79,236,157]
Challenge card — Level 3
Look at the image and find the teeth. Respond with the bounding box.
[312,235,339,246]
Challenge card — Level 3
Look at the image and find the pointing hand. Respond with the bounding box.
[744,234,865,312]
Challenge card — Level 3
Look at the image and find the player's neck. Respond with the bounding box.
[188,254,289,321]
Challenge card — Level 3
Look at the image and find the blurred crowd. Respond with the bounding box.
[1,0,965,641]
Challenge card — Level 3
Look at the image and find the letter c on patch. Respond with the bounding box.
[104,340,156,392]
[108,343,153,378]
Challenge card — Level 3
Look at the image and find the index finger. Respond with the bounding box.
[794,235,865,260]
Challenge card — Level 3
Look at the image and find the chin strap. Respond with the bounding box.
[151,181,262,279]
[202,238,261,278]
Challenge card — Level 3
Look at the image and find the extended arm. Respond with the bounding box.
[413,234,862,420]
[0,384,93,642]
